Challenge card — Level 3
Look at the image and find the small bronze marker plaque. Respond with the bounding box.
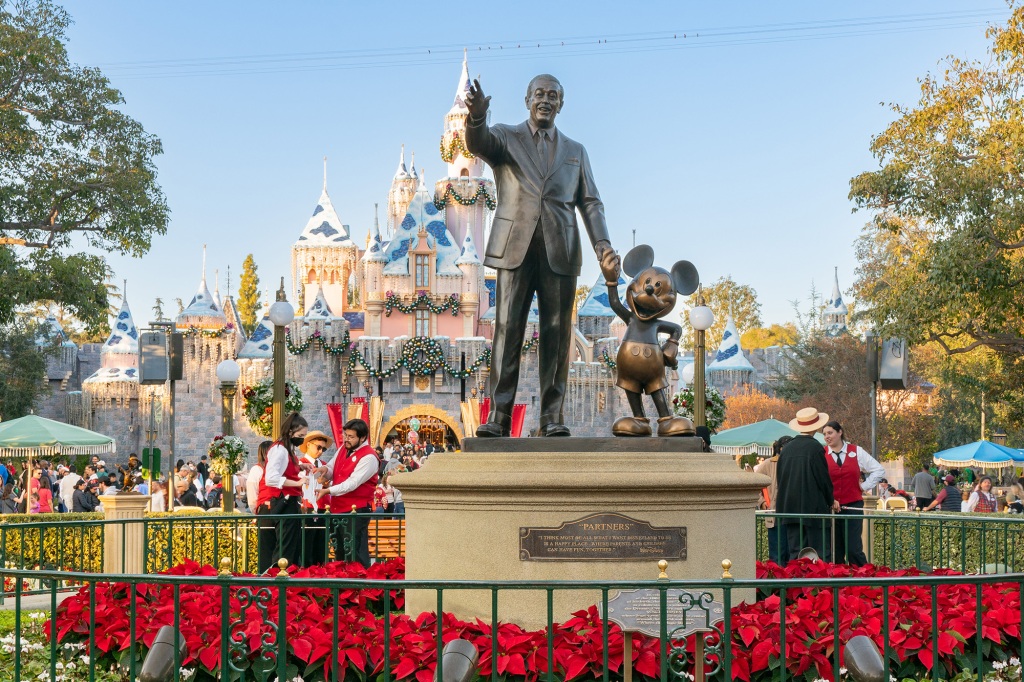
[601,589,725,638]
[519,513,686,561]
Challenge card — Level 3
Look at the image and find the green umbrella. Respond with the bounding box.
[710,418,825,456]
[0,414,115,458]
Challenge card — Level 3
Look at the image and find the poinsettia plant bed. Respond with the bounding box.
[44,558,1024,682]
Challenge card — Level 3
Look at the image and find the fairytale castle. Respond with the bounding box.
[34,55,849,462]
[35,55,632,461]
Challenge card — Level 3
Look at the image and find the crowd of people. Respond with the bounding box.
[758,405,1020,567]
[0,454,145,514]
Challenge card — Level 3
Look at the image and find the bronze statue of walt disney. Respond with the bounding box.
[465,74,619,438]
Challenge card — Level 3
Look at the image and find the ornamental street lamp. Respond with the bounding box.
[215,358,240,513]
[268,278,295,440]
[688,288,715,429]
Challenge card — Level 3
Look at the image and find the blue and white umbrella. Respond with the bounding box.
[932,440,1024,468]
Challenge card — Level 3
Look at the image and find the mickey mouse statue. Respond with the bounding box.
[601,244,700,437]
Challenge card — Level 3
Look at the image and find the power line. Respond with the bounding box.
[99,8,1007,81]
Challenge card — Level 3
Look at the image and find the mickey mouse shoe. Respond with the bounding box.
[612,417,652,437]
[657,415,695,437]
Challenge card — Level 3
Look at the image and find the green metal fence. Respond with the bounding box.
[1,566,1022,681]
[0,513,405,598]
[757,510,1024,573]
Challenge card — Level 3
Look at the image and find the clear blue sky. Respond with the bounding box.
[61,1,1007,328]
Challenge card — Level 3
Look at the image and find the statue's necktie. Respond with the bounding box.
[536,130,550,173]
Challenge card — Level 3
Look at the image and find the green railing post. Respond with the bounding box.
[14,570,22,682]
[437,588,446,682]
[50,579,58,682]
[931,583,939,682]
[491,588,499,682]
[601,588,610,682]
[277,559,288,682]
[546,589,554,682]
[219,557,231,682]
[129,582,138,681]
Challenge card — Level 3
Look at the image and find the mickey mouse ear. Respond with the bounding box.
[622,245,655,278]
[671,260,700,296]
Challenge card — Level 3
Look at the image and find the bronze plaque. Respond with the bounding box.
[601,588,724,638]
[519,513,686,561]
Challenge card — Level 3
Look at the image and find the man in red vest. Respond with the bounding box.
[318,419,379,567]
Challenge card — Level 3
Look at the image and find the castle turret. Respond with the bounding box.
[362,205,388,336]
[387,146,417,239]
[435,51,495,255]
[455,228,482,337]
[708,315,755,394]
[290,158,359,316]
[176,248,227,331]
[823,267,849,337]
[83,297,140,406]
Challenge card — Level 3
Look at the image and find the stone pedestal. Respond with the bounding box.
[398,438,768,628]
[102,493,151,574]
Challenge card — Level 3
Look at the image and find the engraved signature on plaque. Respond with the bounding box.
[519,513,686,561]
[601,588,725,638]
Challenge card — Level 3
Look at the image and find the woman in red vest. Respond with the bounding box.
[254,412,309,573]
[822,419,885,566]
[966,476,998,513]
[317,418,380,567]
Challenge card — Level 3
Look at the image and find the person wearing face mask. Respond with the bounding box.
[254,412,310,573]
[317,419,380,567]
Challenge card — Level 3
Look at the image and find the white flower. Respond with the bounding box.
[1010,657,1021,666]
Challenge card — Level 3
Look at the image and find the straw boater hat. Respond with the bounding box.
[301,431,333,455]
[789,407,829,434]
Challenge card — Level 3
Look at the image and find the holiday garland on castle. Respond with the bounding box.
[433,181,496,211]
[672,384,727,432]
[241,379,304,436]
[286,328,352,355]
[384,291,460,316]
[206,435,248,476]
[438,131,475,163]
[600,348,616,369]
[180,324,234,338]
[348,336,490,379]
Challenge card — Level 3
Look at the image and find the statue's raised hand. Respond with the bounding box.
[466,78,490,121]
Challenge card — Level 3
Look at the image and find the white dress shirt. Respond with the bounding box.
[829,442,886,492]
[264,444,293,489]
[246,465,263,508]
[323,444,378,496]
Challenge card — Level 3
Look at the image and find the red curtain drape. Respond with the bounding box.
[510,404,527,437]
[480,398,491,425]
[326,403,345,447]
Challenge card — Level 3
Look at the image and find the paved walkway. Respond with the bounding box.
[0,591,74,612]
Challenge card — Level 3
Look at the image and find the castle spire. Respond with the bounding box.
[394,145,409,178]
[410,151,418,180]
[323,155,328,192]
[451,48,471,110]
[201,244,207,284]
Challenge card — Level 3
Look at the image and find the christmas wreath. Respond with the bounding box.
[241,378,304,437]
[206,435,249,476]
[671,384,727,432]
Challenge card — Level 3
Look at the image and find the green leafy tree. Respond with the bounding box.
[0,1,168,332]
[681,275,762,352]
[741,323,799,349]
[850,4,1024,358]
[238,254,260,336]
[0,318,52,419]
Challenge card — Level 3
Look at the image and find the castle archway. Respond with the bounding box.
[378,404,465,448]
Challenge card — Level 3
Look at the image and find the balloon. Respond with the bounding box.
[408,430,419,444]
